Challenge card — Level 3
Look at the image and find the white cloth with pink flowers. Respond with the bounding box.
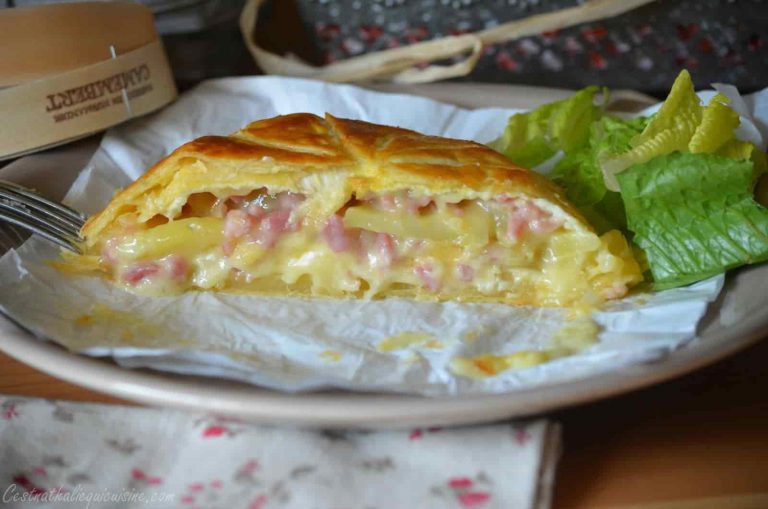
[0,395,560,509]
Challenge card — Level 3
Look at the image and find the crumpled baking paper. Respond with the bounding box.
[0,77,765,396]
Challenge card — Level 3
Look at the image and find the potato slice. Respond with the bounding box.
[115,217,224,260]
[342,202,493,245]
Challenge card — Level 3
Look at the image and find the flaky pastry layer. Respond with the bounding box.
[67,113,642,306]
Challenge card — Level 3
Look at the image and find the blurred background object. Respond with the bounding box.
[0,0,259,89]
[279,0,768,94]
[5,0,244,33]
[0,2,177,159]
[5,0,764,94]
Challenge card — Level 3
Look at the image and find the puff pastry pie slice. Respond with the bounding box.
[70,113,642,306]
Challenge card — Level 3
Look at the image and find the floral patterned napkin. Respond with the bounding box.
[0,395,560,509]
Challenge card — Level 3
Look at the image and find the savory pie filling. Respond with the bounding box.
[96,188,639,305]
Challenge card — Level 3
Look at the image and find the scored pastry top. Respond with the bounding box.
[81,113,581,247]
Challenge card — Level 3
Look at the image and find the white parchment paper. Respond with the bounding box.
[1,77,765,396]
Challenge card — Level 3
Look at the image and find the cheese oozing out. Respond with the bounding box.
[96,188,641,306]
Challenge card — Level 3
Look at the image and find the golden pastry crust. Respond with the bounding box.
[72,113,643,307]
[82,113,583,247]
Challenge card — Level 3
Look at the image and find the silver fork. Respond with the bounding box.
[0,180,86,253]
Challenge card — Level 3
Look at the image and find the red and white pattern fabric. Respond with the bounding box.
[0,395,560,509]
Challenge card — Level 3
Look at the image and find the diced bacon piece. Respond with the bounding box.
[277,192,305,209]
[246,203,267,220]
[265,208,291,230]
[286,220,301,233]
[524,201,562,234]
[500,197,562,241]
[162,254,189,282]
[254,209,292,248]
[322,214,357,252]
[376,233,396,261]
[123,262,161,285]
[224,192,303,253]
[223,210,253,240]
[367,232,396,269]
[602,282,628,300]
[277,193,304,232]
[507,214,528,242]
[414,264,441,292]
[456,263,475,282]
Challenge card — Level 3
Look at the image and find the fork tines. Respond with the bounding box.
[0,180,86,253]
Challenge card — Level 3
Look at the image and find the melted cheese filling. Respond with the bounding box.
[97,190,641,306]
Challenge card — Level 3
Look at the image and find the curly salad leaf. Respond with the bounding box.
[600,70,765,191]
[490,69,768,289]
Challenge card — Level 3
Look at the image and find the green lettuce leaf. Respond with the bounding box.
[552,115,647,232]
[490,86,602,168]
[491,70,768,290]
[600,70,702,189]
[617,152,768,289]
[601,70,764,191]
